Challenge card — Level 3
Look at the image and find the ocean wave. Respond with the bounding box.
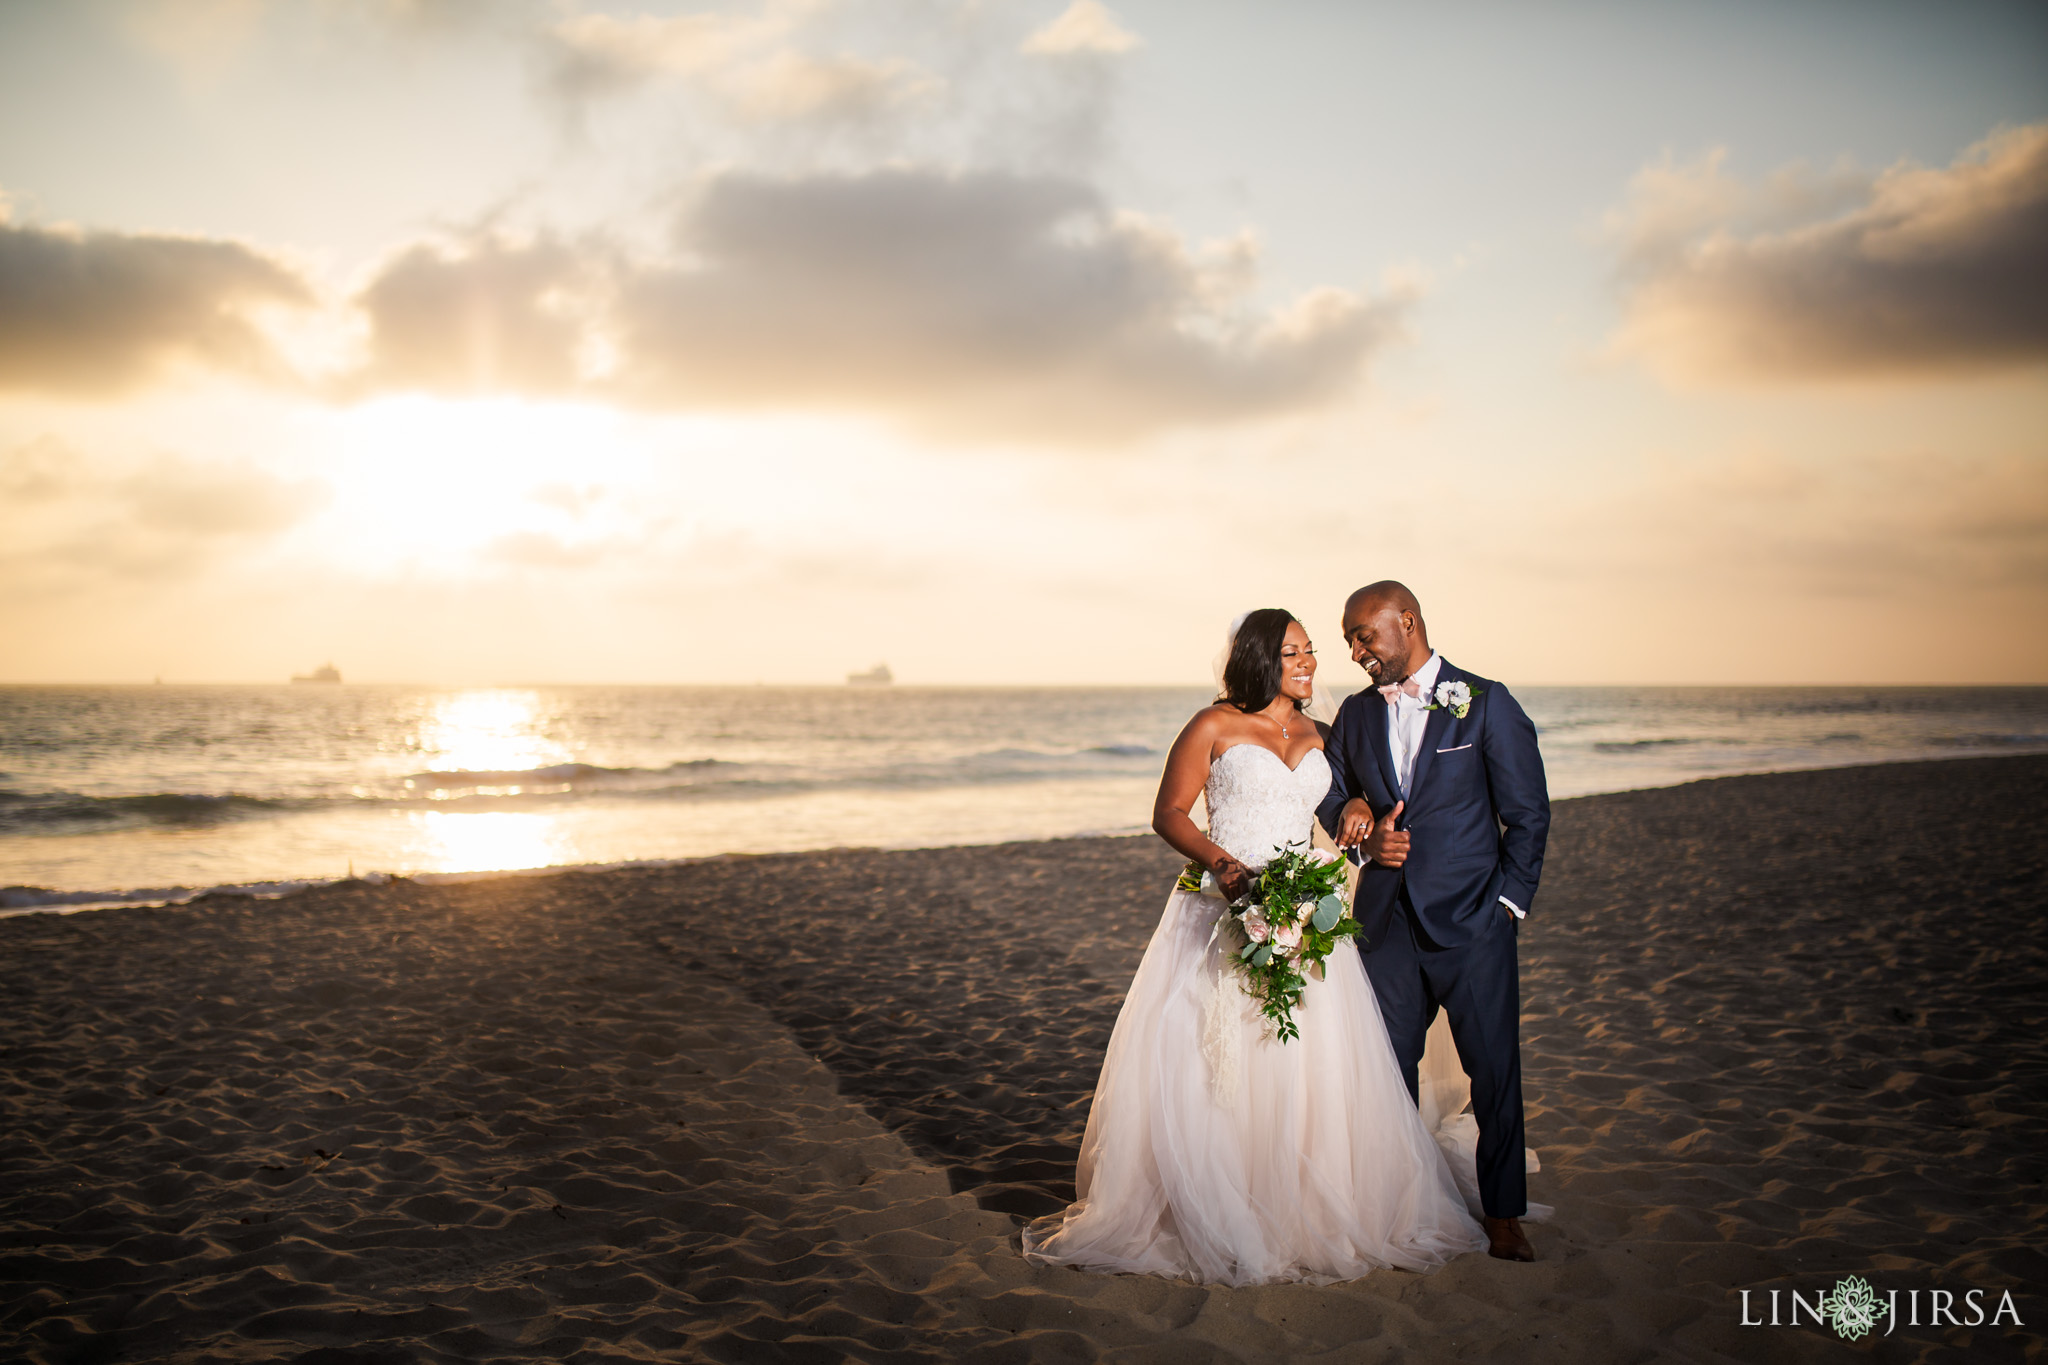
[395,748,1155,800]
[401,758,728,793]
[2,877,337,914]
[1590,738,1701,752]
[3,884,160,909]
[962,745,1158,765]
[0,746,1166,834]
[1926,731,2048,748]
[0,789,286,832]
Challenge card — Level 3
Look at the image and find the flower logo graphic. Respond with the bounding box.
[1819,1275,1881,1341]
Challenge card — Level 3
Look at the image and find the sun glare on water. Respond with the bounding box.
[393,689,578,874]
[400,809,571,876]
[411,690,571,781]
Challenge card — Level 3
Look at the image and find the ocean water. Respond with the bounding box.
[2,683,2044,911]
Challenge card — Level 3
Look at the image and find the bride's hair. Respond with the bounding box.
[1218,608,1306,714]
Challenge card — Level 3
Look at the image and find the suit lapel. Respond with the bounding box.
[1404,660,1459,803]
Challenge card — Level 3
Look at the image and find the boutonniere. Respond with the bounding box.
[1425,679,1481,719]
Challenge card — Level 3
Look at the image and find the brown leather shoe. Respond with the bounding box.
[1482,1216,1536,1262]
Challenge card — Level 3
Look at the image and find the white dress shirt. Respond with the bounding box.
[1383,651,1524,920]
[1386,651,1442,801]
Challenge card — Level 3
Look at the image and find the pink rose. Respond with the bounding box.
[1242,909,1271,943]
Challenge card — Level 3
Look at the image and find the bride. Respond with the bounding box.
[1021,609,1490,1284]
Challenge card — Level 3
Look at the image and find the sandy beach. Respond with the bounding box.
[3,754,2043,1363]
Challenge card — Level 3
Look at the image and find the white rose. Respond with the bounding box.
[1242,910,1271,943]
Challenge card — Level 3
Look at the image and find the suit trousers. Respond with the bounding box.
[1362,892,1527,1219]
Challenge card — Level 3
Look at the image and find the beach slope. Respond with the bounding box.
[2,755,2043,1362]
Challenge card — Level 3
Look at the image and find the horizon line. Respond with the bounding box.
[4,678,2047,690]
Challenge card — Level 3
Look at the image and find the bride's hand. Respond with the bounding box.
[1212,856,1253,903]
[1336,797,1374,849]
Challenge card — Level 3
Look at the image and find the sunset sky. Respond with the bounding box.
[1,0,2043,686]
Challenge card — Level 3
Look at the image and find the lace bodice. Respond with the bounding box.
[1204,744,1331,870]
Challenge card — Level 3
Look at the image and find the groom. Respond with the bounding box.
[1316,580,1550,1262]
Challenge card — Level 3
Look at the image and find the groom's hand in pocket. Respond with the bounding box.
[1362,801,1409,867]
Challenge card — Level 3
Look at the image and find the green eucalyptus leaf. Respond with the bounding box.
[1313,894,1344,932]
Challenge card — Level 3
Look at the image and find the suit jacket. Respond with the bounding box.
[1316,659,1550,950]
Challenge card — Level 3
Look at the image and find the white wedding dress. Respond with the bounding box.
[1020,743,1495,1284]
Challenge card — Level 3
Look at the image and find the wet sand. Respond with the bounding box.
[2,755,2043,1362]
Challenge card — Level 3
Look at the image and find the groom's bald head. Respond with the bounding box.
[1342,580,1429,684]
[1347,580,1423,625]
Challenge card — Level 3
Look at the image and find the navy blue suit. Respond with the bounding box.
[1316,659,1550,1218]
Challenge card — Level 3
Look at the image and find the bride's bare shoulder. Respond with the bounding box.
[1171,703,1239,749]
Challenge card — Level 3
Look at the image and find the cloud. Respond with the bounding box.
[0,206,311,396]
[612,168,1407,441]
[1523,445,2048,600]
[118,0,267,78]
[1697,451,2046,591]
[3,164,1395,443]
[0,433,73,500]
[336,167,1405,441]
[1021,1,1140,57]
[347,234,600,396]
[1611,123,2048,384]
[539,8,775,104]
[532,482,603,517]
[536,2,1132,174]
[485,528,608,568]
[536,6,935,129]
[732,50,934,124]
[0,441,327,593]
[121,454,327,537]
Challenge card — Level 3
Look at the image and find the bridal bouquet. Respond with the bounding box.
[1179,845,1362,1043]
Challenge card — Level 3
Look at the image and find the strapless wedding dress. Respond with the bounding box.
[1020,743,1492,1284]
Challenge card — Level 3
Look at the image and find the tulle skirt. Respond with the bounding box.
[1021,886,1493,1285]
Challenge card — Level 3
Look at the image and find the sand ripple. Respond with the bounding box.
[3,755,2043,1361]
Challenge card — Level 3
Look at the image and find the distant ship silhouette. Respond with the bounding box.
[291,663,342,684]
[846,663,893,686]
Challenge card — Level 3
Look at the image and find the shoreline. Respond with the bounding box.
[8,746,2046,916]
[8,747,2048,919]
[3,754,2043,1362]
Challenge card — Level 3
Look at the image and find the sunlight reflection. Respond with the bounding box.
[401,809,568,874]
[410,690,570,782]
